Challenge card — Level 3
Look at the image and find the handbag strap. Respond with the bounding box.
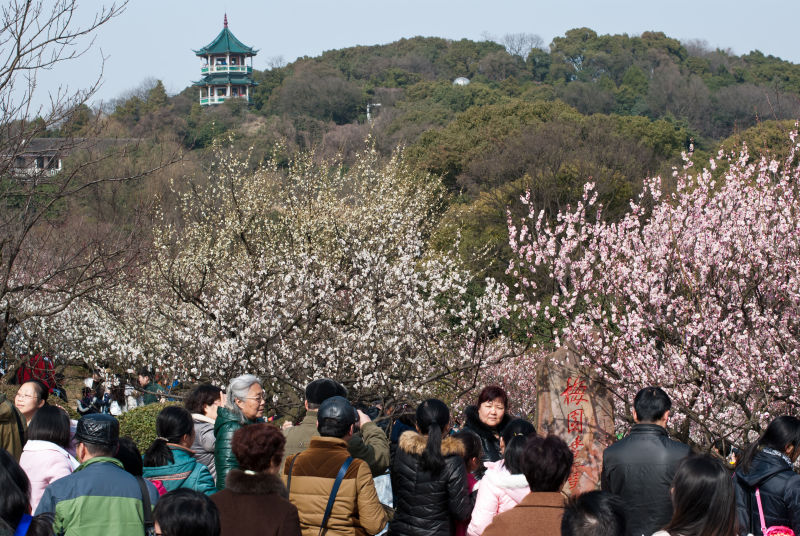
[756,487,768,534]
[14,513,32,536]
[136,476,154,530]
[319,457,353,536]
[286,453,299,496]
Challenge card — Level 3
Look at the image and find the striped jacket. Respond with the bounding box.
[35,456,159,536]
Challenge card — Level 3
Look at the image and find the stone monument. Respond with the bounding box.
[535,343,615,496]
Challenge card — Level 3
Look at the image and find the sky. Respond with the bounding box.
[27,0,800,110]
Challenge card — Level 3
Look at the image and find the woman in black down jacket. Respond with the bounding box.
[462,386,511,470]
[735,415,800,536]
[390,399,473,536]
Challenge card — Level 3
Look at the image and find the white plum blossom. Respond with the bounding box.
[24,142,515,410]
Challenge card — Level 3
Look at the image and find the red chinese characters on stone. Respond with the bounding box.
[567,460,584,490]
[561,377,588,406]
[562,377,589,490]
[567,408,584,434]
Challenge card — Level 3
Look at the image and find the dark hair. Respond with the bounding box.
[83,442,114,457]
[153,488,220,536]
[738,415,800,474]
[138,368,153,379]
[663,454,738,536]
[22,379,50,404]
[143,406,194,467]
[452,430,482,463]
[232,423,286,472]
[184,385,223,415]
[522,435,573,492]
[502,419,536,474]
[318,418,351,438]
[633,386,671,422]
[561,490,627,536]
[116,437,144,476]
[477,385,508,410]
[712,437,734,458]
[0,448,30,528]
[0,449,53,536]
[416,399,450,473]
[27,405,71,449]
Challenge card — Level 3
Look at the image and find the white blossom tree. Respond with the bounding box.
[30,142,516,409]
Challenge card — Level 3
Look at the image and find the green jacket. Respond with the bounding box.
[214,407,259,491]
[282,410,390,476]
[35,457,159,536]
[142,445,216,495]
[140,381,165,405]
[0,394,25,461]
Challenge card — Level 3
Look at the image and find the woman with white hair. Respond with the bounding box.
[214,374,264,491]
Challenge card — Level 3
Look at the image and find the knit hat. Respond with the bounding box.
[305,378,347,405]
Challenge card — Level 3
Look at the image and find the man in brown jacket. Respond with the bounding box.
[0,392,26,460]
[282,379,389,476]
[283,396,387,536]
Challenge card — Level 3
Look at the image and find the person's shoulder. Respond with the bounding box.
[663,436,691,456]
[602,435,629,457]
[284,422,313,441]
[397,430,426,455]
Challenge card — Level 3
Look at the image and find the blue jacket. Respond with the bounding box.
[143,445,216,495]
[35,456,159,536]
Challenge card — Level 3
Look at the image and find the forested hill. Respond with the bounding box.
[107,28,800,152]
[57,28,800,281]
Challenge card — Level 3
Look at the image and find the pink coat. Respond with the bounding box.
[467,460,531,536]
[19,440,79,511]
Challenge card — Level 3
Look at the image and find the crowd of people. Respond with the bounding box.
[0,374,799,536]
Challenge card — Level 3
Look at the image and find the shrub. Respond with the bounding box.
[118,402,179,451]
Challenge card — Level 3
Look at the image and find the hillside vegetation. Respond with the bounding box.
[34,28,800,284]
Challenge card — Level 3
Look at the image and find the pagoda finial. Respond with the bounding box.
[224,13,228,28]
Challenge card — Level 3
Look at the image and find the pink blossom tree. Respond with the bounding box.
[508,134,800,447]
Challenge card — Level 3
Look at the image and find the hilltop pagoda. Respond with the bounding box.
[193,15,258,106]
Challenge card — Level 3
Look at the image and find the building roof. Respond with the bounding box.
[8,137,141,157]
[192,73,258,87]
[194,15,257,56]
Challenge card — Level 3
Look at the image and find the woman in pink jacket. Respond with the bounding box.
[19,405,79,511]
[466,419,536,536]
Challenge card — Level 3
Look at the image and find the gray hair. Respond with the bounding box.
[225,374,262,424]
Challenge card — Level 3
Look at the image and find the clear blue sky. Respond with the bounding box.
[32,0,800,108]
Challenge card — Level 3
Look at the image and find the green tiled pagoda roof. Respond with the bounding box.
[193,74,258,87]
[194,27,257,56]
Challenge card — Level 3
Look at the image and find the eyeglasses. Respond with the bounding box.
[15,392,38,400]
[244,392,267,402]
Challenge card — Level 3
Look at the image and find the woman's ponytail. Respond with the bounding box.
[416,399,450,474]
[502,418,536,475]
[143,406,194,467]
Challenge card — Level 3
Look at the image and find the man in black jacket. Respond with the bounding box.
[601,387,690,536]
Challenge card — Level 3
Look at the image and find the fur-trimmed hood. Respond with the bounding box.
[398,430,466,457]
[225,469,288,497]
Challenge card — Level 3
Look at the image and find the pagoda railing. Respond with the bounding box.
[200,65,253,74]
[200,95,251,105]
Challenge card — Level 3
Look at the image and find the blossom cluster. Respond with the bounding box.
[508,133,800,446]
[22,143,513,410]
